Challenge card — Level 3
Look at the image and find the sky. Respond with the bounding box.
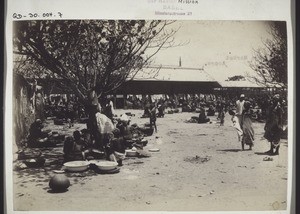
[147,20,273,82]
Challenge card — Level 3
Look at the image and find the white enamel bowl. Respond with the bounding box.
[95,161,118,171]
[63,161,89,172]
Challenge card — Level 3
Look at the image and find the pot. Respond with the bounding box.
[95,161,118,171]
[63,161,89,172]
[49,174,70,192]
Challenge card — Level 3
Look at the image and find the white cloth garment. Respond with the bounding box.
[232,115,243,141]
[95,112,114,134]
[236,100,245,116]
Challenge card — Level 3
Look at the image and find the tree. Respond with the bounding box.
[248,21,287,87]
[13,20,177,104]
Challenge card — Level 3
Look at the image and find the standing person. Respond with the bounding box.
[263,94,284,155]
[95,104,114,151]
[35,88,45,121]
[157,103,165,118]
[66,100,75,128]
[219,101,225,126]
[104,99,113,121]
[109,98,115,117]
[236,94,245,129]
[241,101,255,150]
[150,103,157,133]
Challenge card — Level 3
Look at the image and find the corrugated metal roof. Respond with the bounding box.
[218,80,282,88]
[132,66,215,82]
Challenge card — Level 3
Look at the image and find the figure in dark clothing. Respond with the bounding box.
[116,120,133,148]
[207,105,215,116]
[150,104,157,132]
[28,119,48,140]
[104,100,113,121]
[142,106,151,118]
[198,107,210,123]
[63,131,85,162]
[66,101,75,127]
[157,104,165,118]
[27,119,49,147]
[264,94,284,155]
[219,102,225,126]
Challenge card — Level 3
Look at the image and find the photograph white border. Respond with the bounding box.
[4,0,294,214]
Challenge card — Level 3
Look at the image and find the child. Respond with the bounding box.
[106,129,125,166]
[229,109,243,144]
[63,131,85,162]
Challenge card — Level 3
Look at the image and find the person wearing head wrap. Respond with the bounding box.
[27,119,49,147]
[241,101,254,150]
[263,94,284,155]
[235,94,245,142]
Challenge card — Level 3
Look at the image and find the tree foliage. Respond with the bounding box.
[248,21,287,87]
[13,20,177,101]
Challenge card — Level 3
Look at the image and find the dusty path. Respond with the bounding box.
[13,109,288,211]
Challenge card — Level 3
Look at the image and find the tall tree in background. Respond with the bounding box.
[248,21,287,87]
[13,20,177,103]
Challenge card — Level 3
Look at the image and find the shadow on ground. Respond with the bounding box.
[217,149,242,152]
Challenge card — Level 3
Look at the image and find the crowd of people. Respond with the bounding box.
[44,95,87,122]
[26,91,287,164]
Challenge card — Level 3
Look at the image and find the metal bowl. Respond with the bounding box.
[23,158,45,168]
[95,161,118,171]
[63,161,89,172]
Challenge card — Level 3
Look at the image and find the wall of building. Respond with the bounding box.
[13,74,43,147]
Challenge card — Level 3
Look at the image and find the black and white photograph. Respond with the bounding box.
[9,19,291,212]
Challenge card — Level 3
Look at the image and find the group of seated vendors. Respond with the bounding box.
[63,118,143,166]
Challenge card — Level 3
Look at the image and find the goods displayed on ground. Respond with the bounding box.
[14,115,161,194]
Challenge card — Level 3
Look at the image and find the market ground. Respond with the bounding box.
[13,109,288,211]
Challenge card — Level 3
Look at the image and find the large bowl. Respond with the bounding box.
[23,157,46,168]
[95,161,118,171]
[63,161,89,172]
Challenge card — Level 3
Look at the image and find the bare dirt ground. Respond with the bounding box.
[13,109,288,211]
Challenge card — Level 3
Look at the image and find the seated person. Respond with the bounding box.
[81,129,98,160]
[117,120,133,140]
[27,119,49,147]
[198,107,210,123]
[81,129,93,147]
[207,105,215,116]
[63,131,85,162]
[106,129,126,166]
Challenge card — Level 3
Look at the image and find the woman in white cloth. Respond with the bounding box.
[235,94,245,129]
[95,104,114,150]
[229,109,243,144]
